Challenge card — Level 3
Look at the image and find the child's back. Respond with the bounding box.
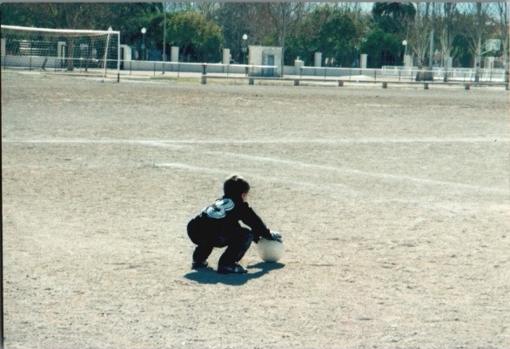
[187,175,280,274]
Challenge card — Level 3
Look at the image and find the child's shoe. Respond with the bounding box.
[191,260,209,270]
[217,263,248,274]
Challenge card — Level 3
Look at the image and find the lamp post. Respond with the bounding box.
[402,39,408,66]
[141,27,147,60]
[162,6,167,61]
[241,33,248,65]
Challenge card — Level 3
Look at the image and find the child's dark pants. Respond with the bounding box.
[187,218,253,267]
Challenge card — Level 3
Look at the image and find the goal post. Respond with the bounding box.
[1,25,120,80]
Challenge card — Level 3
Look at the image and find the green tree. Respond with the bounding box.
[0,3,162,44]
[1,3,164,62]
[166,11,223,62]
[215,3,252,63]
[362,28,402,67]
[451,29,473,68]
[372,2,416,34]
[108,3,163,49]
[362,2,416,67]
[0,4,41,26]
[1,4,119,70]
[1,3,114,29]
[317,8,359,66]
[287,6,361,67]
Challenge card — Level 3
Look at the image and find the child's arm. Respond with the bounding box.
[239,203,275,241]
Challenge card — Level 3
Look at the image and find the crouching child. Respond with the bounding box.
[187,175,282,274]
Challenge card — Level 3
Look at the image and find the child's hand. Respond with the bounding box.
[270,231,283,243]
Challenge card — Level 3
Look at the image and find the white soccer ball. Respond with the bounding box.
[256,237,284,262]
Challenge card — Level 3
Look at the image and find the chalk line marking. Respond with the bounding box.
[154,162,510,212]
[4,137,508,194]
[200,150,509,195]
[155,161,358,196]
[2,138,187,150]
[3,137,510,145]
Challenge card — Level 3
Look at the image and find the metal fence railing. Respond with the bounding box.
[380,65,507,83]
[2,54,508,87]
[298,65,508,83]
[0,54,278,77]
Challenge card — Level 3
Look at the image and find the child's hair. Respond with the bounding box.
[223,175,250,199]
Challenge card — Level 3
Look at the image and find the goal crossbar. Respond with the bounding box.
[1,25,120,37]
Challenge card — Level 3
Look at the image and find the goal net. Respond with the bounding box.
[1,25,120,79]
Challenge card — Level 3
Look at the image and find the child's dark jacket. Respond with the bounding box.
[190,196,272,241]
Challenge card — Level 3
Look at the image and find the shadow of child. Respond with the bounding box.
[183,262,285,286]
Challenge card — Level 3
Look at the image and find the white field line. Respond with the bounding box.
[4,137,510,145]
[155,161,357,196]
[153,162,510,213]
[203,150,510,195]
[4,137,509,195]
[2,138,187,149]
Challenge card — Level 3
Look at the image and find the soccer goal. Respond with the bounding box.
[1,25,120,80]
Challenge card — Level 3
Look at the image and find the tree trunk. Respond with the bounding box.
[506,33,510,83]
[474,33,481,82]
[67,40,74,71]
[281,15,286,77]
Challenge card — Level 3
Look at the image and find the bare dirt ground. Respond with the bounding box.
[2,70,510,349]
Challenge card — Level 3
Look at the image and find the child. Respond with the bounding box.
[187,175,282,274]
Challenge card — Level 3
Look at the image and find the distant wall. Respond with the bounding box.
[1,55,506,82]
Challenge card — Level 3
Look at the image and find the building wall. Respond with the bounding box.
[248,45,282,76]
[1,55,506,82]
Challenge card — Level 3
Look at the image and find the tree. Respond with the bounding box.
[363,2,415,67]
[0,3,162,60]
[1,3,112,29]
[0,4,42,27]
[264,2,305,73]
[108,3,163,50]
[462,2,490,81]
[196,2,219,21]
[1,4,118,70]
[495,2,509,82]
[408,3,432,68]
[317,8,360,66]
[215,3,253,63]
[362,28,402,67]
[166,11,223,62]
[438,3,459,70]
[287,6,361,67]
[372,2,416,34]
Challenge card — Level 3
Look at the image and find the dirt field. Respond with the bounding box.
[2,70,509,349]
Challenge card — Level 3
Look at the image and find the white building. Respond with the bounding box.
[248,45,282,76]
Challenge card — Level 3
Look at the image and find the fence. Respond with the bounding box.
[0,55,276,77]
[380,65,507,83]
[122,61,278,77]
[296,65,508,83]
[2,53,508,87]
